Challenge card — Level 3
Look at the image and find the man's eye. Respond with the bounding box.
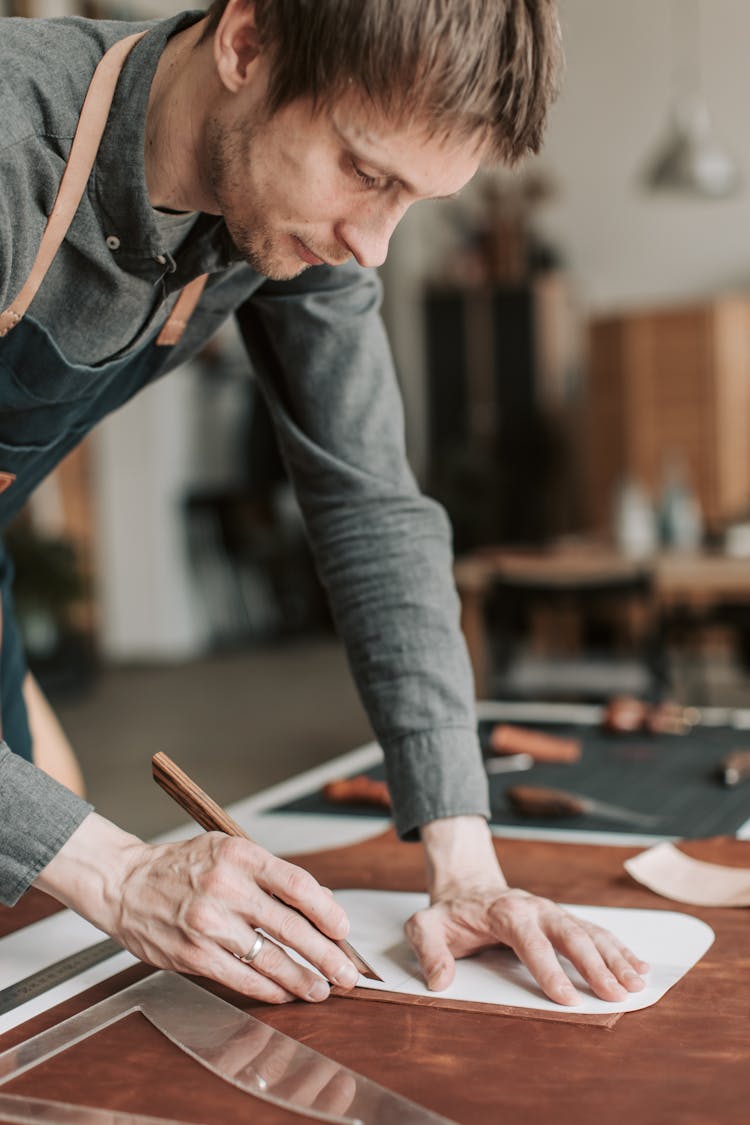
[350,160,379,189]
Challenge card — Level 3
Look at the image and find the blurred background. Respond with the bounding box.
[5,0,750,836]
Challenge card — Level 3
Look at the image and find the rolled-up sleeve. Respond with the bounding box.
[235,262,490,838]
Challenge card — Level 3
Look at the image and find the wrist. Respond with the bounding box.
[34,812,146,933]
[419,814,507,899]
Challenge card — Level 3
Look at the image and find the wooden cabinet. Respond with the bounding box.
[585,296,750,534]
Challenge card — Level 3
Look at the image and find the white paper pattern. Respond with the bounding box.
[329,890,715,1015]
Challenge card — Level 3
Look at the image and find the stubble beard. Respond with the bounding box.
[206,116,306,281]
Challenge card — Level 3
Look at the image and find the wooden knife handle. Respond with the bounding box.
[152,751,250,840]
[323,775,391,808]
[507,785,587,818]
[489,724,581,763]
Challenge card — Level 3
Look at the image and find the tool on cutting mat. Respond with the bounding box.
[601,695,649,733]
[0,972,457,1125]
[644,701,701,735]
[323,775,392,808]
[487,724,581,762]
[718,749,750,787]
[152,752,383,982]
[602,696,701,735]
[507,785,660,828]
[484,753,534,775]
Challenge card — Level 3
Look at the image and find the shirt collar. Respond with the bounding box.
[93,11,239,273]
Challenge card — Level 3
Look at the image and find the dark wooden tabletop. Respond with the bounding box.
[1,831,748,1124]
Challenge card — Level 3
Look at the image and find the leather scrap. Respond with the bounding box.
[625,841,750,907]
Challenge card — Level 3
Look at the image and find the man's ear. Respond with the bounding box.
[213,0,261,93]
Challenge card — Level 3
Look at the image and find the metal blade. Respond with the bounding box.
[484,753,534,775]
[0,972,456,1125]
[337,938,383,982]
[585,796,660,828]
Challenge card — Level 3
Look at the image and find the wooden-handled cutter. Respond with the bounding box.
[152,751,383,982]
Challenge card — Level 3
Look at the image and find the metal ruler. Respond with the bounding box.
[0,938,123,1016]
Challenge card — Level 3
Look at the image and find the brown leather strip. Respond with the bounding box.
[156,272,209,346]
[0,32,147,338]
[334,982,622,1027]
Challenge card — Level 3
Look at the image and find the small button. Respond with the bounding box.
[154,254,167,265]
[106,235,121,251]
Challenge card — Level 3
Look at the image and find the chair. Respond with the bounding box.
[482,557,669,704]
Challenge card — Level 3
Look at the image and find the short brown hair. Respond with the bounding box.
[201,1,563,164]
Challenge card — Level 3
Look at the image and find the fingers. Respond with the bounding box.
[501,901,648,1005]
[115,834,359,1004]
[542,918,625,1002]
[176,932,332,1005]
[237,845,361,988]
[541,914,649,1002]
[504,922,582,1006]
[405,909,456,991]
[244,896,360,991]
[186,943,297,1005]
[414,888,651,1008]
[192,836,359,992]
[588,926,650,987]
[234,931,333,1003]
[253,850,350,941]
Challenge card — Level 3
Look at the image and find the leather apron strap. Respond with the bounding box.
[0,31,207,347]
[155,271,208,347]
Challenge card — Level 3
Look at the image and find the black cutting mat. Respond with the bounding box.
[272,720,750,837]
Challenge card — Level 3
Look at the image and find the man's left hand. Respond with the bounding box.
[410,816,649,1006]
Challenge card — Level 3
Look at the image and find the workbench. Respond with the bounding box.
[1,705,748,1124]
[454,545,750,698]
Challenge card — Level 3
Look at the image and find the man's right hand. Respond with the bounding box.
[34,812,359,1003]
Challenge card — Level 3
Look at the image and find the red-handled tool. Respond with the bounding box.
[488,724,581,763]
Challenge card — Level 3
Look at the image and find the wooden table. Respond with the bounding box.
[454,545,750,697]
[1,830,748,1124]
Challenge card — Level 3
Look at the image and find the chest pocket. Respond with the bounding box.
[0,314,171,452]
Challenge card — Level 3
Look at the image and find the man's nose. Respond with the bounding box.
[336,204,406,269]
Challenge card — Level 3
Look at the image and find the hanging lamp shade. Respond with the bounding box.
[642,0,741,200]
[643,97,741,198]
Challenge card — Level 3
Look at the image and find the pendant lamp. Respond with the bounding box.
[642,0,741,199]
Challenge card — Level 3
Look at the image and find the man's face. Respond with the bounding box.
[205,88,484,280]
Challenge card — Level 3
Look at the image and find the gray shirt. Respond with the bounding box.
[0,12,489,906]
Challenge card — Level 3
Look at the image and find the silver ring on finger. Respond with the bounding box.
[240,931,265,965]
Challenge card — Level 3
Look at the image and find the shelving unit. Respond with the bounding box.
[585,296,750,534]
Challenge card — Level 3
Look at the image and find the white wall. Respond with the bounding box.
[92,368,210,660]
[536,0,750,311]
[382,0,750,477]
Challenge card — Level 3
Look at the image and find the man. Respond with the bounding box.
[0,0,649,1007]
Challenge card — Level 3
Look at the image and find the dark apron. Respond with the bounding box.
[0,32,208,760]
